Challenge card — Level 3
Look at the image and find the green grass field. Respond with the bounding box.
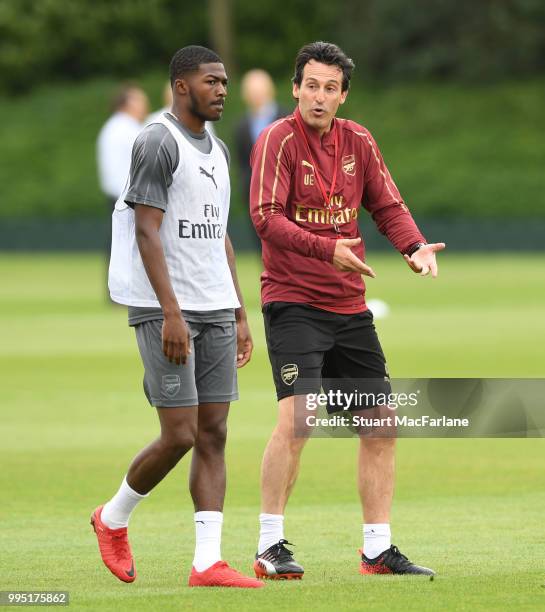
[1,252,544,611]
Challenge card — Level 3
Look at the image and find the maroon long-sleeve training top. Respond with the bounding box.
[249,107,426,314]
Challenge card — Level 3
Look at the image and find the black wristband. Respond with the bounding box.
[406,242,427,257]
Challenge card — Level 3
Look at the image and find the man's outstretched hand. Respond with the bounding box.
[403,243,446,277]
[332,238,376,278]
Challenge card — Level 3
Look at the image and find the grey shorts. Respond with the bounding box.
[134,319,238,407]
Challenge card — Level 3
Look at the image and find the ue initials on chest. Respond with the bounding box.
[302,160,315,186]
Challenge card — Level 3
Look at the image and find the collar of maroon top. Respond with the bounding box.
[294,107,341,234]
[293,107,337,154]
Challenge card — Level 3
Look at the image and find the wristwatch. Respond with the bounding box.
[406,242,427,257]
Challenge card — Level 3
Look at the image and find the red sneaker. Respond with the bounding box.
[90,505,136,583]
[188,561,264,588]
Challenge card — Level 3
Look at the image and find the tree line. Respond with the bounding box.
[1,0,543,94]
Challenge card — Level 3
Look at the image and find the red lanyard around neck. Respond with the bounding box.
[294,111,339,212]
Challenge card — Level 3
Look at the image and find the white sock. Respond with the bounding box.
[193,511,223,572]
[258,513,284,554]
[101,476,149,529]
[363,523,391,559]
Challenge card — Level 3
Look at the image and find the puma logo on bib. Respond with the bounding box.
[199,166,217,189]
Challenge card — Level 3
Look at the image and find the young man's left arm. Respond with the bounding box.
[225,234,253,367]
[360,129,445,277]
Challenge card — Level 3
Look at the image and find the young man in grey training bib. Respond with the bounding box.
[91,45,263,590]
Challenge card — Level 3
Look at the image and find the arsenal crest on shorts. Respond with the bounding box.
[342,154,356,176]
[162,374,181,397]
[280,364,299,386]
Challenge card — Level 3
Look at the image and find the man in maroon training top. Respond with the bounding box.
[249,41,444,580]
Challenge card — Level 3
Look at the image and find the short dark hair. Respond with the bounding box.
[169,45,222,84]
[110,82,141,112]
[293,41,355,92]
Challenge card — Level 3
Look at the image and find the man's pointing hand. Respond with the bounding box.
[332,238,376,278]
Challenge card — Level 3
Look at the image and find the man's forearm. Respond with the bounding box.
[368,203,426,255]
[136,229,179,317]
[252,211,337,262]
[225,234,246,321]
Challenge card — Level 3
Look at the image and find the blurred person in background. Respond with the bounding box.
[235,69,288,203]
[96,83,149,295]
[97,83,150,206]
[147,80,216,137]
